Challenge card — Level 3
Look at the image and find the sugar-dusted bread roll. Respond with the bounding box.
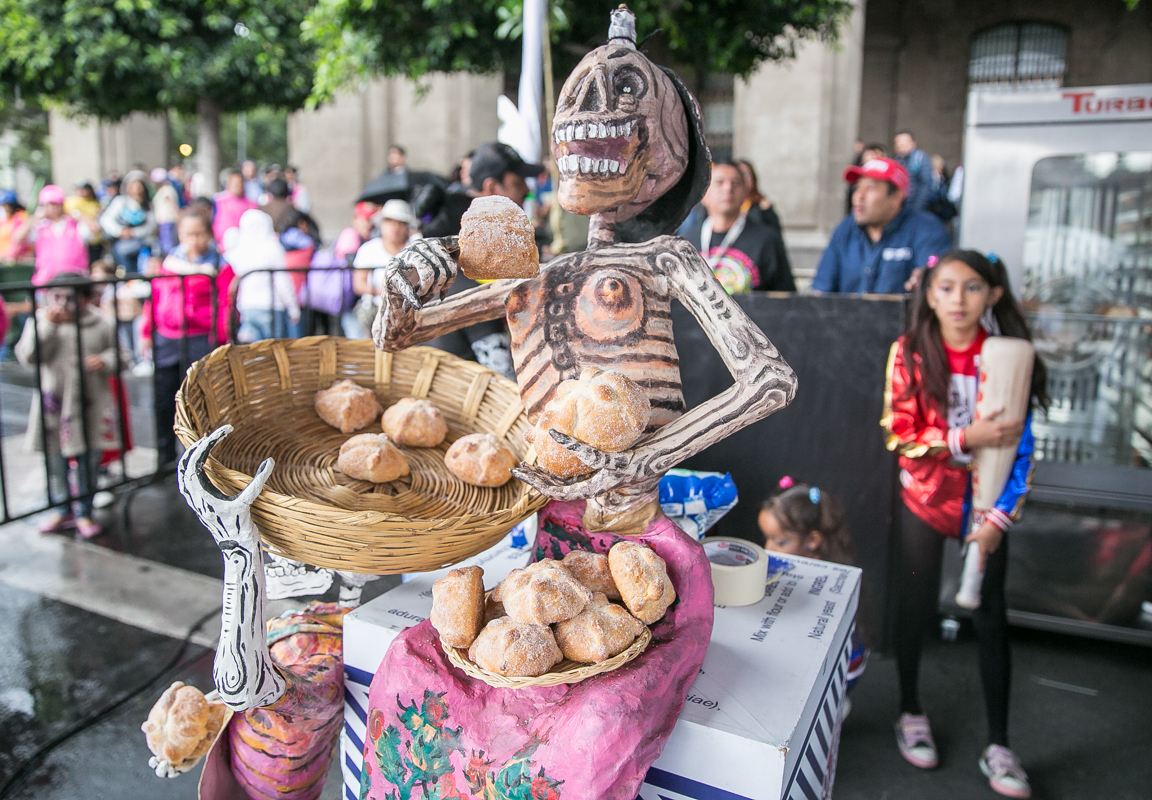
[431,566,486,649]
[314,379,383,434]
[553,593,645,663]
[524,367,651,478]
[337,433,410,483]
[608,540,676,624]
[467,617,563,677]
[561,550,620,599]
[381,397,448,447]
[444,433,518,487]
[496,560,592,625]
[142,681,228,768]
[458,195,540,281]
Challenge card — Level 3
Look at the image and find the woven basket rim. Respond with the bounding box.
[174,340,545,525]
[440,626,652,688]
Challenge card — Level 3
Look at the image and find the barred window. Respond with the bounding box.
[969,22,1068,91]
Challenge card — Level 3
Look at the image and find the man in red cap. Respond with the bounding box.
[811,157,951,294]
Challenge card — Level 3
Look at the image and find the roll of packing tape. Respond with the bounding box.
[701,537,768,607]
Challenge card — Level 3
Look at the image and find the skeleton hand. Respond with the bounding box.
[148,755,195,779]
[178,425,274,553]
[264,551,334,600]
[374,236,460,348]
[511,430,643,501]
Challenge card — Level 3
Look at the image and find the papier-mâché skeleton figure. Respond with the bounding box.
[142,427,362,800]
[375,8,795,533]
[359,8,799,800]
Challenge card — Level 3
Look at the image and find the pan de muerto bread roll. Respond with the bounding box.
[467,617,563,677]
[553,593,645,663]
[608,540,676,624]
[382,397,448,447]
[314,379,383,434]
[458,195,540,281]
[496,560,592,625]
[561,550,620,599]
[524,367,651,478]
[431,566,486,649]
[444,433,518,487]
[142,681,227,768]
[337,433,410,483]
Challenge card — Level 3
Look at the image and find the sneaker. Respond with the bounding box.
[895,713,938,769]
[38,512,75,533]
[980,745,1031,798]
[76,517,103,539]
[92,490,116,509]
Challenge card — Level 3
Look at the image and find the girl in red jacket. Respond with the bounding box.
[882,250,1047,798]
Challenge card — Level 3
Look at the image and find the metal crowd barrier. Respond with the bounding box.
[0,265,366,527]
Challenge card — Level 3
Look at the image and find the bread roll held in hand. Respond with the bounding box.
[458,195,540,281]
[561,549,620,599]
[431,566,486,649]
[142,681,228,769]
[467,617,563,677]
[444,433,518,487]
[496,560,592,625]
[314,379,382,433]
[337,433,410,483]
[524,367,651,479]
[554,593,645,663]
[382,397,448,447]
[608,540,676,624]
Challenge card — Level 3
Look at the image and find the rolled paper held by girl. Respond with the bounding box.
[955,336,1034,610]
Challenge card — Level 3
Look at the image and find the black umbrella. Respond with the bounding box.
[356,169,447,205]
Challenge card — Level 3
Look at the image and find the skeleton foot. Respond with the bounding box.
[264,551,334,600]
[336,571,381,608]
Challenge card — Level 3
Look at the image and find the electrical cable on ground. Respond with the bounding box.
[0,606,221,799]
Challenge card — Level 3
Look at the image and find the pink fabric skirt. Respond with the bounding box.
[361,500,714,800]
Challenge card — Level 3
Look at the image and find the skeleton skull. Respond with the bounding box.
[552,41,690,221]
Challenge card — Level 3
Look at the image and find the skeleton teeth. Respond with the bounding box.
[608,125,616,137]
[601,160,611,174]
[580,156,592,172]
[566,125,574,141]
[609,160,619,174]
[596,122,606,138]
[575,124,585,140]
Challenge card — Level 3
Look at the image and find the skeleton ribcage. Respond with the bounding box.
[507,250,685,429]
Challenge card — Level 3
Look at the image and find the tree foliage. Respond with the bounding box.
[0,0,317,120]
[304,0,853,104]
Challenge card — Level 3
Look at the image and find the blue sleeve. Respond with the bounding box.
[915,214,953,266]
[280,227,313,251]
[811,223,843,292]
[994,410,1035,521]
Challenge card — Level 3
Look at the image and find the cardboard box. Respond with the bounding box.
[340,535,859,800]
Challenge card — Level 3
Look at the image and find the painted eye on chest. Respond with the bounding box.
[575,270,644,338]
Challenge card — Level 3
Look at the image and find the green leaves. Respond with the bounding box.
[0,0,318,119]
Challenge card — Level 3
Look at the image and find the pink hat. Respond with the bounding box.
[38,184,66,205]
[843,157,909,193]
[150,167,169,184]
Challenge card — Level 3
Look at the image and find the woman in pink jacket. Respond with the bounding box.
[12,185,98,285]
[141,208,227,465]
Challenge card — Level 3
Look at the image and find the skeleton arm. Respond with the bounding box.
[513,240,797,499]
[372,236,523,351]
[178,426,287,713]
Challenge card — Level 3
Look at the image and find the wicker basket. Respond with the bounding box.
[175,338,547,574]
[440,626,652,688]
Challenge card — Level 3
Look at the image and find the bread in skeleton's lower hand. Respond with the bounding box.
[142,681,228,775]
[524,367,651,478]
[431,566,486,648]
[496,559,592,625]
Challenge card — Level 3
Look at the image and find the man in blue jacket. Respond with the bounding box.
[812,157,952,295]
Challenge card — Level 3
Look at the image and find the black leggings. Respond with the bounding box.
[895,503,1011,746]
